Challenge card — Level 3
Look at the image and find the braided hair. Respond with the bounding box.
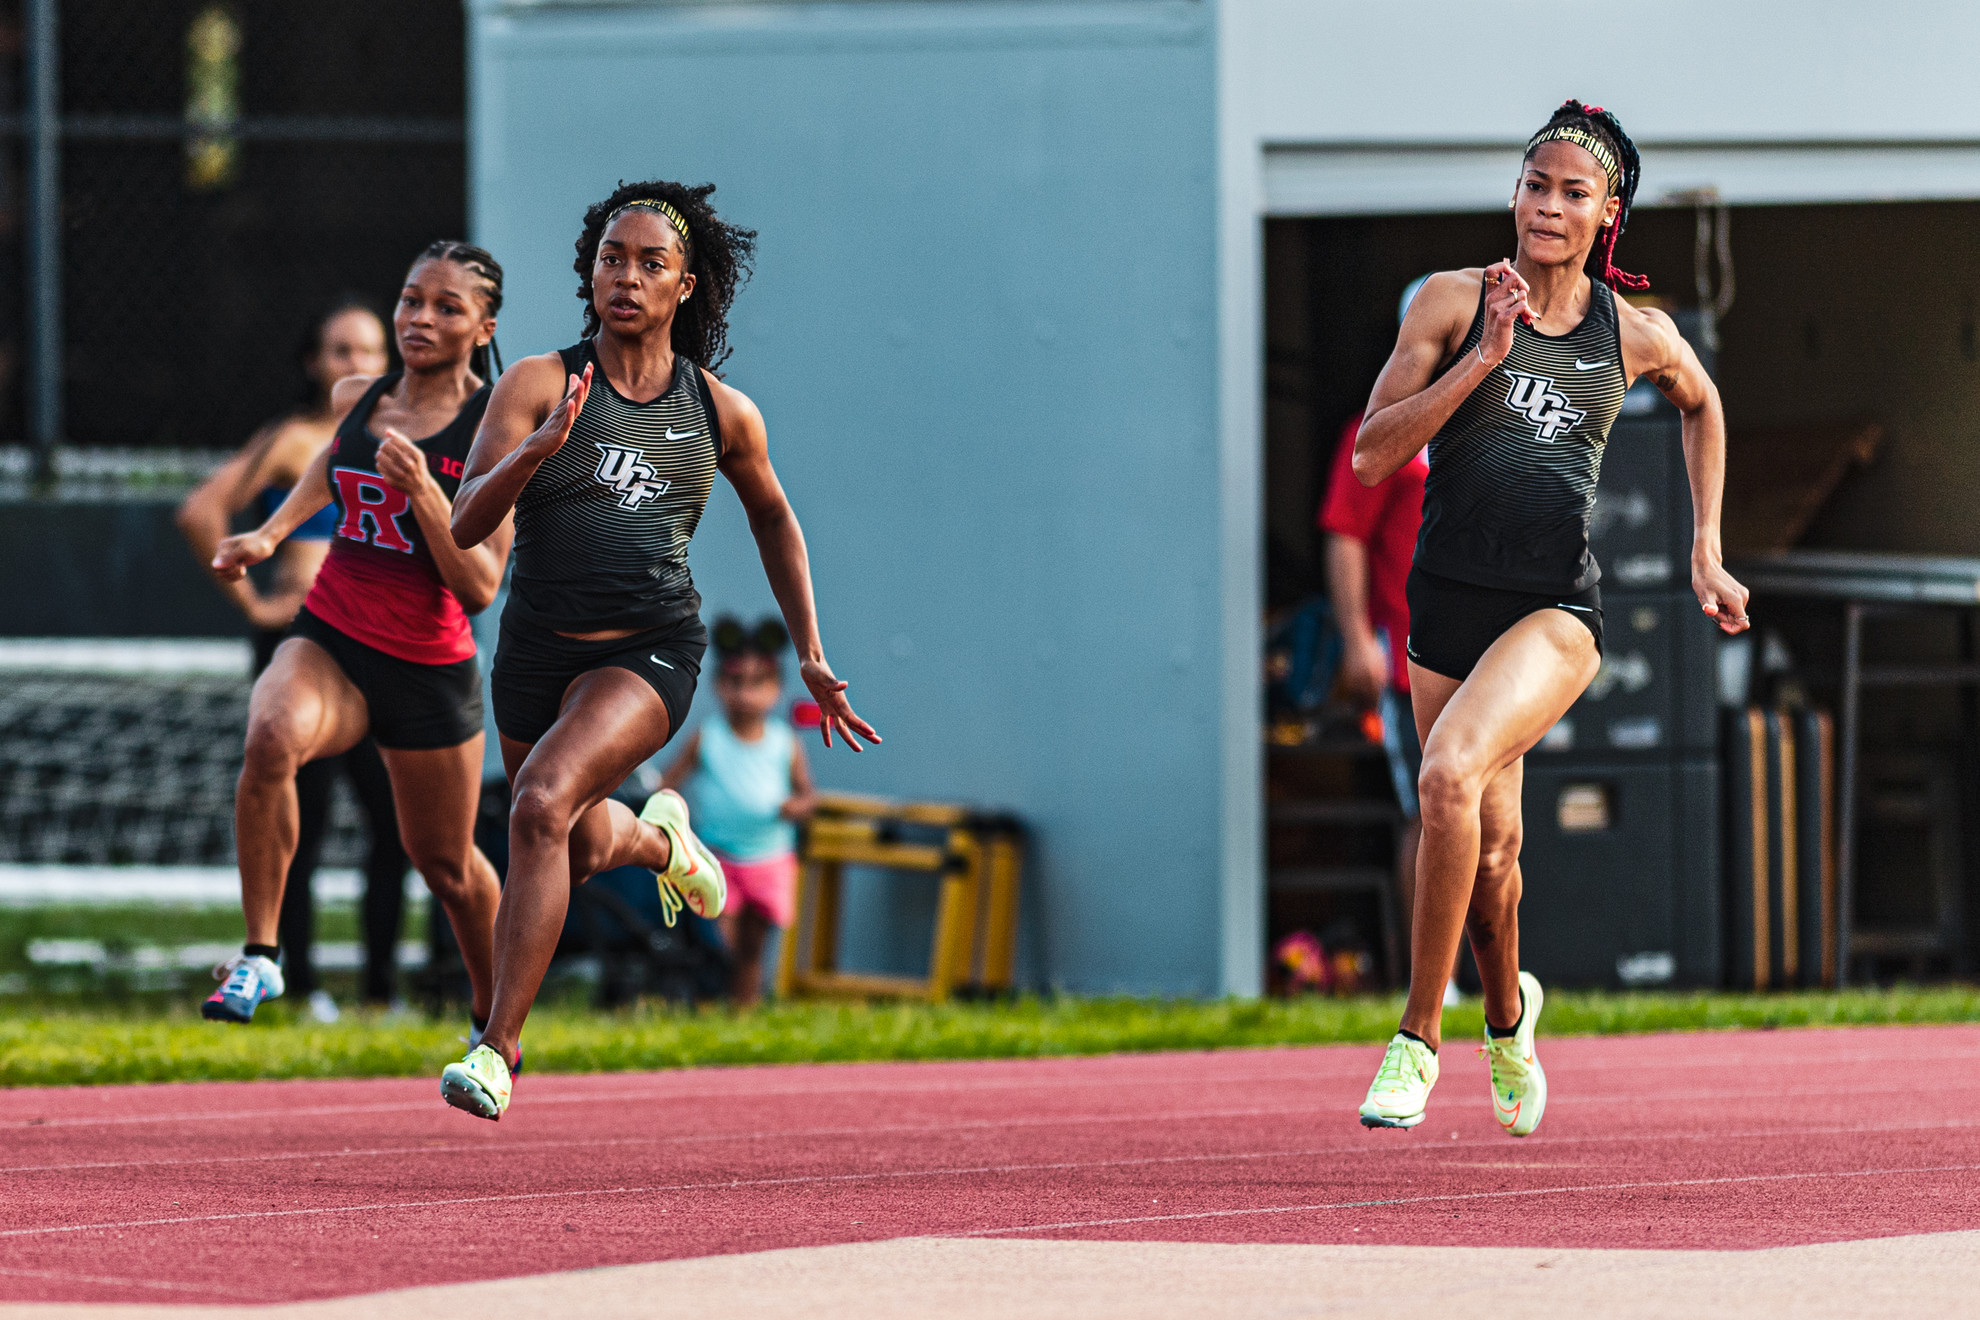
[413,240,505,380]
[573,179,757,372]
[1524,99,1648,291]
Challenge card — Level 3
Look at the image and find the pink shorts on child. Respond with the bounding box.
[717,850,798,928]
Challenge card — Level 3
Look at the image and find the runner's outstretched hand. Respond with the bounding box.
[1695,558,1751,635]
[520,364,592,463]
[211,529,279,583]
[800,657,881,752]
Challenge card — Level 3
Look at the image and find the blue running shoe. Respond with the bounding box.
[202,953,284,1023]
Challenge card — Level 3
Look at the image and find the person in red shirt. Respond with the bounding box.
[1319,413,1436,975]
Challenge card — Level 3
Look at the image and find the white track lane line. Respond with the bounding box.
[0,1102,1326,1174]
[958,1161,1980,1237]
[11,1071,1980,1166]
[8,1120,1980,1243]
[0,1071,1344,1131]
[6,1105,1980,1181]
[11,1040,1976,1131]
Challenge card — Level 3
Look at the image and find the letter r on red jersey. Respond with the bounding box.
[331,468,415,553]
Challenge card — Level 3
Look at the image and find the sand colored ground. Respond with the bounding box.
[5,1231,1979,1320]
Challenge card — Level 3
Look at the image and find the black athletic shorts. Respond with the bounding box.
[1404,566,1603,682]
[491,608,706,747]
[290,607,484,750]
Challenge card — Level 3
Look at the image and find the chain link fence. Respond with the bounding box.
[4,0,465,454]
[0,3,465,869]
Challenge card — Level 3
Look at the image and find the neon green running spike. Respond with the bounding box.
[1481,970,1548,1137]
[440,1044,512,1121]
[640,788,727,926]
[1359,1032,1439,1128]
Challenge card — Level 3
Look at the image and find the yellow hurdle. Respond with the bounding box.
[775,791,1023,1002]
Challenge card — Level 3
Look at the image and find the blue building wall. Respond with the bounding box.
[468,0,1232,993]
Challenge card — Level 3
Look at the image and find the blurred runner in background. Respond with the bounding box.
[177,299,405,1022]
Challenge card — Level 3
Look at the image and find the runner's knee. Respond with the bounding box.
[241,716,308,783]
[1416,755,1484,822]
[509,777,578,851]
[408,848,471,903]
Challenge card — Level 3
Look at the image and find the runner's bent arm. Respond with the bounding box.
[1355,263,1533,486]
[211,440,337,583]
[452,355,591,548]
[1621,304,1750,634]
[375,428,515,614]
[179,435,284,619]
[711,377,880,751]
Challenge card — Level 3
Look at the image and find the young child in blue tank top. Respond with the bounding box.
[662,617,815,1004]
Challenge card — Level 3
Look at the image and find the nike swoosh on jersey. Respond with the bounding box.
[663,427,699,441]
[1573,358,1610,370]
[650,655,674,669]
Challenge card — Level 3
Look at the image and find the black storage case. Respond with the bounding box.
[1515,756,1720,989]
[1529,588,1718,759]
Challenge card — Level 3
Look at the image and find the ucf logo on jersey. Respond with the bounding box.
[593,441,671,509]
[1502,371,1586,442]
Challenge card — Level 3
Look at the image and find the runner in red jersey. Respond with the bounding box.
[202,243,515,1034]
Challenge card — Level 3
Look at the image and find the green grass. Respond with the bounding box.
[2,987,1975,1088]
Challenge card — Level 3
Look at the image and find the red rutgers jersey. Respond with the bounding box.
[302,373,491,664]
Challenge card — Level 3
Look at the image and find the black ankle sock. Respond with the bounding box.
[471,1014,489,1035]
[1397,1027,1434,1053]
[1487,992,1526,1039]
[244,943,280,962]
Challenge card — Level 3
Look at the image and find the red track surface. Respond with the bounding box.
[3,1024,1978,1305]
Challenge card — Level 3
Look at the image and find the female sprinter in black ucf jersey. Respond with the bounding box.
[204,243,514,1039]
[1352,102,1749,1135]
[444,181,878,1119]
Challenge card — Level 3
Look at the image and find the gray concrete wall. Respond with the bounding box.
[469,0,1231,993]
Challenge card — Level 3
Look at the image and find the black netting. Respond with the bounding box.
[0,671,367,866]
[60,139,464,449]
[7,0,465,450]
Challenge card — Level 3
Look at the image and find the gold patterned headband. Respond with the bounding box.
[1524,124,1620,195]
[607,198,692,248]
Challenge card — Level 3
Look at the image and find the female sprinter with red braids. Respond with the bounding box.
[1353,101,1749,1134]
[444,181,878,1119]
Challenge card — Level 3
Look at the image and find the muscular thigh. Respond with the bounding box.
[507,668,675,826]
[250,638,369,762]
[1412,608,1599,783]
[380,737,484,866]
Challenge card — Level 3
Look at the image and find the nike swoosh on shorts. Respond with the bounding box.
[650,655,674,669]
